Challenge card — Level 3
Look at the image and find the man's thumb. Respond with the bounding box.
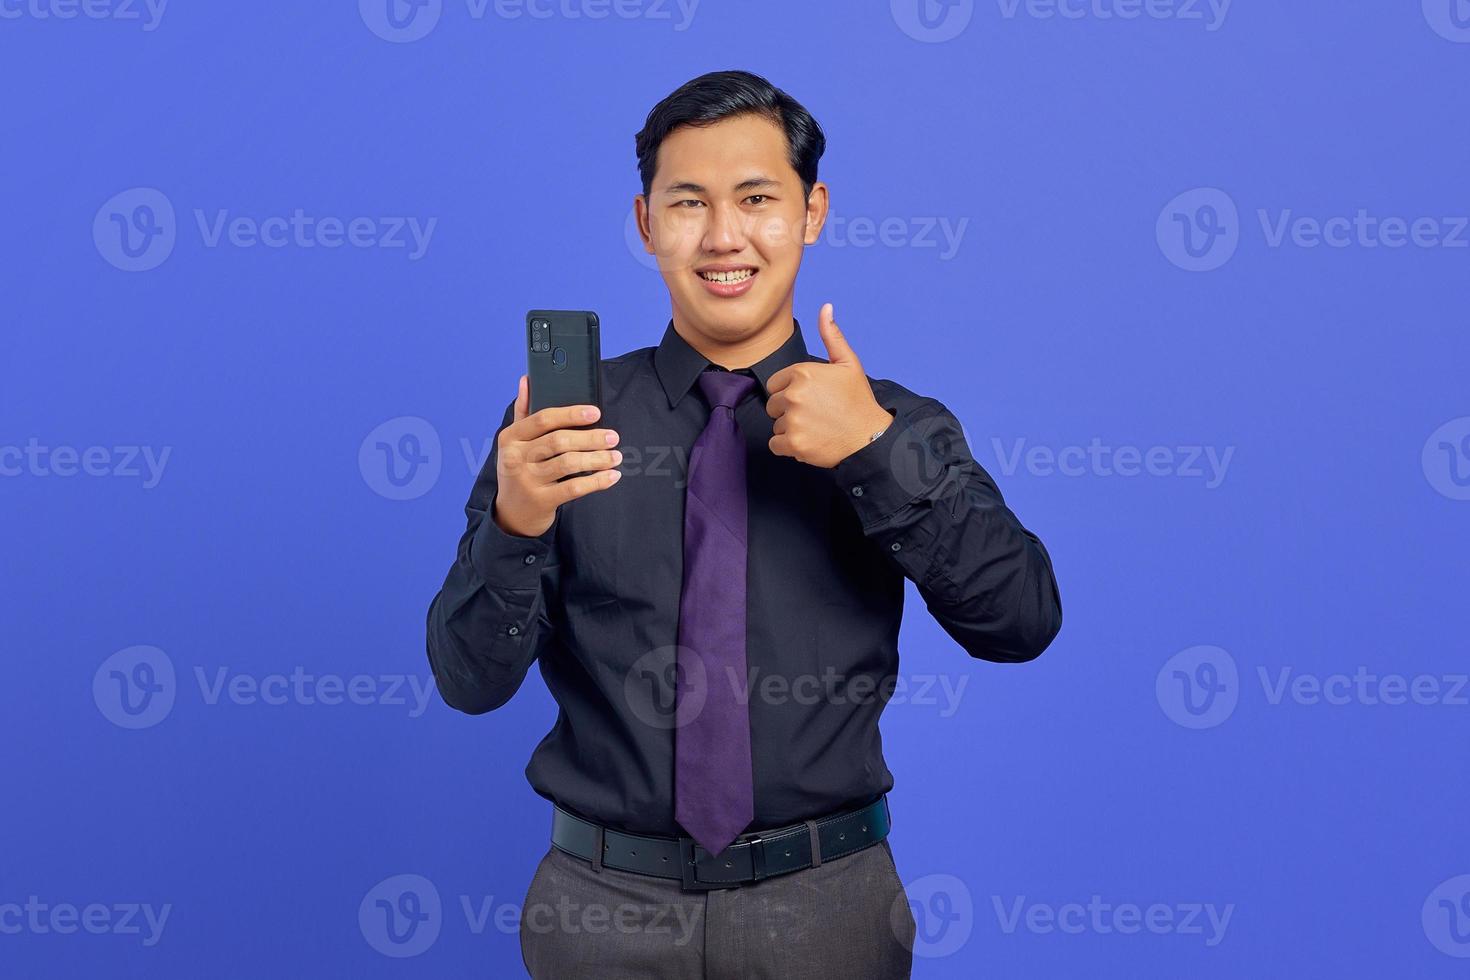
[513,373,529,423]
[818,303,860,368]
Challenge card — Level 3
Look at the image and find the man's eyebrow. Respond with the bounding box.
[660,176,783,195]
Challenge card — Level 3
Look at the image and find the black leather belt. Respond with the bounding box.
[550,795,891,892]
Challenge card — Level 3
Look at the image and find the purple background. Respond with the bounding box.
[3,1,1468,976]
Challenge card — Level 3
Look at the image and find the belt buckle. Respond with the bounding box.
[677,837,725,891]
[746,835,767,881]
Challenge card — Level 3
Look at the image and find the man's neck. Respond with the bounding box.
[671,309,794,371]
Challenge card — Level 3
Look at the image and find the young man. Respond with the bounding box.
[426,69,1062,979]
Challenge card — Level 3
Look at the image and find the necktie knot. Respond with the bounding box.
[697,370,758,412]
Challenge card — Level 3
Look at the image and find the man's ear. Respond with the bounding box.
[634,194,656,254]
[802,181,829,246]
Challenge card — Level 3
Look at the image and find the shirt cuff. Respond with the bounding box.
[832,408,942,529]
[470,497,558,585]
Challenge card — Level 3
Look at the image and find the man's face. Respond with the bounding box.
[635,113,828,344]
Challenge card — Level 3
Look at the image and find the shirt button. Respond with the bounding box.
[523,554,537,565]
[851,486,864,497]
[506,625,521,636]
[890,541,902,552]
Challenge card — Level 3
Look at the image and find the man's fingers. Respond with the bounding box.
[545,467,622,507]
[534,447,622,480]
[514,403,602,442]
[765,390,789,421]
[524,427,619,464]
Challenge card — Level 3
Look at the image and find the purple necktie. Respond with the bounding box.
[674,370,759,858]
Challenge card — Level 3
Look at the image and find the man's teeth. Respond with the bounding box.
[700,269,755,283]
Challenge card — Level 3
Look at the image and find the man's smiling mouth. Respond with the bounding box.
[698,268,757,283]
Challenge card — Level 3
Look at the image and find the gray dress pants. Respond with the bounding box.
[519,837,916,978]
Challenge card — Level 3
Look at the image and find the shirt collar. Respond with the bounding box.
[654,317,814,409]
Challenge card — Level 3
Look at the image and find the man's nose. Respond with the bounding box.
[702,201,750,253]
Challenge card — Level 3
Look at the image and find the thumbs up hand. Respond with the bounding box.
[766,303,895,468]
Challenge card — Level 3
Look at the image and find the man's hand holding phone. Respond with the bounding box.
[492,374,623,538]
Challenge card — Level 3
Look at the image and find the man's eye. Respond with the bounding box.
[676,199,705,208]
[746,195,768,205]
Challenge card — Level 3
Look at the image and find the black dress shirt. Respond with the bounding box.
[426,318,1062,836]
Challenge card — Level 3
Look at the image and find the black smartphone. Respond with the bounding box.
[527,309,603,480]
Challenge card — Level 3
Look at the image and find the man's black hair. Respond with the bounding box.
[634,69,826,201]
